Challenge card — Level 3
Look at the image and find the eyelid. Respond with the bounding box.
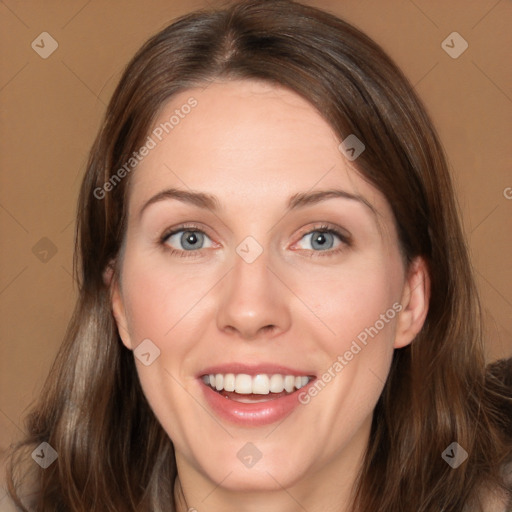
[160,222,216,243]
[313,223,349,239]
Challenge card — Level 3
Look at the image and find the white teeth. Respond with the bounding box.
[235,374,253,394]
[252,374,270,395]
[295,376,309,389]
[215,374,224,391]
[269,374,284,393]
[203,373,312,395]
[223,373,235,392]
[284,375,295,393]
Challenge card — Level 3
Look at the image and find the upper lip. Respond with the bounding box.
[197,363,316,378]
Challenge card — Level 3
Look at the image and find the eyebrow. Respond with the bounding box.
[288,189,377,216]
[138,187,377,220]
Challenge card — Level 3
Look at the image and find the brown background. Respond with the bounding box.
[1,0,511,495]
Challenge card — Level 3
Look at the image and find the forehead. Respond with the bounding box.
[127,79,389,220]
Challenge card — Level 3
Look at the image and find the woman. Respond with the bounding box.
[4,0,512,510]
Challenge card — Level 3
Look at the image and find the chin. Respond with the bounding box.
[205,462,306,493]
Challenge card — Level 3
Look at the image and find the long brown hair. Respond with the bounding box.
[6,1,512,510]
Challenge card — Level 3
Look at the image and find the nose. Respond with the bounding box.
[216,248,292,341]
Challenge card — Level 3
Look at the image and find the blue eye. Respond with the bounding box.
[303,230,336,250]
[294,226,351,257]
[163,229,212,252]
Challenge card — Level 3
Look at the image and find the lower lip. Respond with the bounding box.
[200,380,312,426]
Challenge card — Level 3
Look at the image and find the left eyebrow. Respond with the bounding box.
[286,189,378,217]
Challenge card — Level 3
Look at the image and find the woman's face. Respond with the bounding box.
[110,80,428,500]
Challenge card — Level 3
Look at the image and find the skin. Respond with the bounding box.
[107,80,430,512]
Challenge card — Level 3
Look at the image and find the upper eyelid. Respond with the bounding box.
[161,222,213,239]
[292,227,349,250]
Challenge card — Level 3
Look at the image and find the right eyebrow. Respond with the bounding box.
[138,188,220,220]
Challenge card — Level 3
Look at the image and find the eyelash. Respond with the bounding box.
[159,223,351,259]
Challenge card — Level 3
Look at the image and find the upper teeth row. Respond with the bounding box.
[202,373,310,395]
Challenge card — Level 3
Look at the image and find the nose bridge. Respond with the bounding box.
[216,243,291,340]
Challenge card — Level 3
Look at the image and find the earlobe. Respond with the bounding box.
[394,256,430,349]
[104,262,133,350]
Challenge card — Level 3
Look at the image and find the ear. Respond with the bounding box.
[103,261,134,350]
[394,256,430,349]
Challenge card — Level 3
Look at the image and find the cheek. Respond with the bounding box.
[118,250,219,425]
[289,253,403,354]
[289,254,402,422]
[118,251,214,446]
[121,249,219,342]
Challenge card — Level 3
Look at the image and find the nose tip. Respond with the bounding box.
[223,320,278,340]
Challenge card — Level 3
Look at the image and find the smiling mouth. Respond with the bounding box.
[201,373,314,403]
